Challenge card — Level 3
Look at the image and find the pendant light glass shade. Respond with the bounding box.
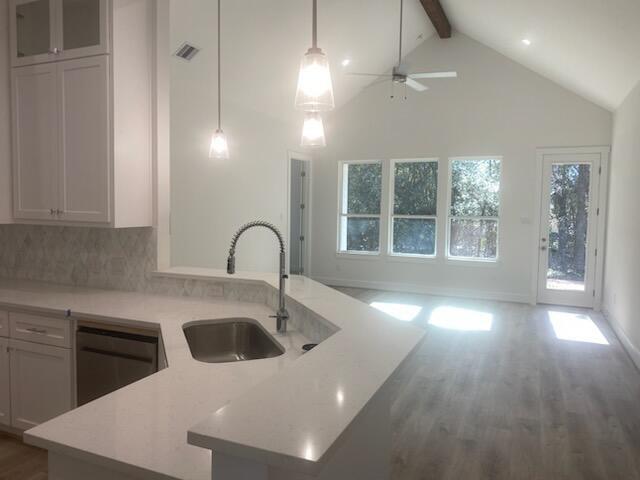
[295,48,334,111]
[210,0,229,160]
[209,128,229,159]
[301,112,326,147]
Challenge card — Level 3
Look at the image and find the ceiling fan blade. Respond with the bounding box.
[347,72,393,77]
[409,71,458,79]
[363,78,391,90]
[405,78,428,92]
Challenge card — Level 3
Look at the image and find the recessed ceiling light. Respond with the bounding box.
[341,58,351,67]
[522,38,532,46]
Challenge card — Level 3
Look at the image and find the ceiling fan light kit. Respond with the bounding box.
[297,0,333,148]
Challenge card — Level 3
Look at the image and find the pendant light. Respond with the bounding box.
[295,0,334,112]
[209,0,229,159]
[301,112,326,147]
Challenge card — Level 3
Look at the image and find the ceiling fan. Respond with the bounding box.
[347,0,457,94]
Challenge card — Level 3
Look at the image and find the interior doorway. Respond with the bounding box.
[535,147,609,308]
[288,154,311,275]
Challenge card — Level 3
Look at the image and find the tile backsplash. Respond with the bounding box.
[0,225,335,342]
[0,225,156,291]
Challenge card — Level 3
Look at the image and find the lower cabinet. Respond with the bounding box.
[0,337,10,427]
[9,339,72,430]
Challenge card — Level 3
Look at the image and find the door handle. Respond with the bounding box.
[540,246,547,251]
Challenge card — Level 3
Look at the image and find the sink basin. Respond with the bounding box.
[183,319,285,363]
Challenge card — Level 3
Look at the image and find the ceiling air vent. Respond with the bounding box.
[174,42,200,61]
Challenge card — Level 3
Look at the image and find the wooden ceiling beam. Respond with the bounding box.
[419,0,452,39]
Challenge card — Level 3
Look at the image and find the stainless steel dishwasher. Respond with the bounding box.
[76,324,158,406]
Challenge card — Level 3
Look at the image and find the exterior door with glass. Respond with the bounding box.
[536,148,607,308]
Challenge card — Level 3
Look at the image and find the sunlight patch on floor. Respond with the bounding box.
[428,306,493,331]
[548,311,609,345]
[370,302,423,321]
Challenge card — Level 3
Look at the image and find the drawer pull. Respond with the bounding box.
[25,327,48,335]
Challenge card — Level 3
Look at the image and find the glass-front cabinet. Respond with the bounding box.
[10,0,108,66]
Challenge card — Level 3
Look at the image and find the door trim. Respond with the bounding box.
[531,146,610,310]
[286,151,313,276]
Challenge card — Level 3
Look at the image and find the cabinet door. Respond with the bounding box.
[9,339,72,430]
[57,56,110,223]
[12,63,60,221]
[55,0,109,61]
[9,0,57,67]
[0,338,10,427]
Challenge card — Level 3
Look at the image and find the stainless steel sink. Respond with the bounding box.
[183,319,285,363]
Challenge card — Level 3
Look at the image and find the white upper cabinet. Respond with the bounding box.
[9,0,153,228]
[10,0,109,67]
[58,55,110,223]
[11,62,59,221]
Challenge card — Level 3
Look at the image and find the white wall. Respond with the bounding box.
[603,80,640,365]
[170,95,297,272]
[310,33,612,301]
[0,0,12,223]
[169,0,300,272]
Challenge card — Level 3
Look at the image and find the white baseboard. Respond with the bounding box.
[311,276,531,304]
[602,307,640,371]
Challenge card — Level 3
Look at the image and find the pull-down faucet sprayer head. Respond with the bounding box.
[227,251,236,274]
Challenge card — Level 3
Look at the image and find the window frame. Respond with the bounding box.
[446,156,502,263]
[336,160,384,256]
[387,158,439,259]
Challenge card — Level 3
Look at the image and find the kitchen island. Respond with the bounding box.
[0,270,424,479]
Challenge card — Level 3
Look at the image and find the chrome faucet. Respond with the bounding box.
[227,220,289,333]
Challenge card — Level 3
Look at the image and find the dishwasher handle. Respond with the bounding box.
[80,346,154,364]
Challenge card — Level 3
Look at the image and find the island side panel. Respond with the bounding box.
[210,386,391,480]
[49,453,142,480]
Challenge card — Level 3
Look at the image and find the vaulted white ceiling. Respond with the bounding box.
[170,0,434,122]
[171,0,640,120]
[441,0,640,111]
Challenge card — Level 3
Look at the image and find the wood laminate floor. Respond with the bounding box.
[336,287,640,480]
[0,433,46,480]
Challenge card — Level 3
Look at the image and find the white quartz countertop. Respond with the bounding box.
[4,270,425,479]
[162,268,425,476]
[1,279,308,480]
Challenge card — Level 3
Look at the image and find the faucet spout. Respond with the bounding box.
[227,220,289,333]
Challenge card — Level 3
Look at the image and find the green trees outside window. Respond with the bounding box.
[448,158,501,259]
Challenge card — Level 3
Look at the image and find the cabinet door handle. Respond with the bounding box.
[56,209,64,216]
[50,208,55,216]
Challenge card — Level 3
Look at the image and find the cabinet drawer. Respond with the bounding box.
[0,311,8,338]
[9,312,71,348]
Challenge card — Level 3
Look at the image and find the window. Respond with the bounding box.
[338,161,382,253]
[447,157,501,260]
[390,159,438,256]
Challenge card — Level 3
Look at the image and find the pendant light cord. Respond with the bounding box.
[312,0,317,49]
[218,0,222,129]
[398,0,403,66]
